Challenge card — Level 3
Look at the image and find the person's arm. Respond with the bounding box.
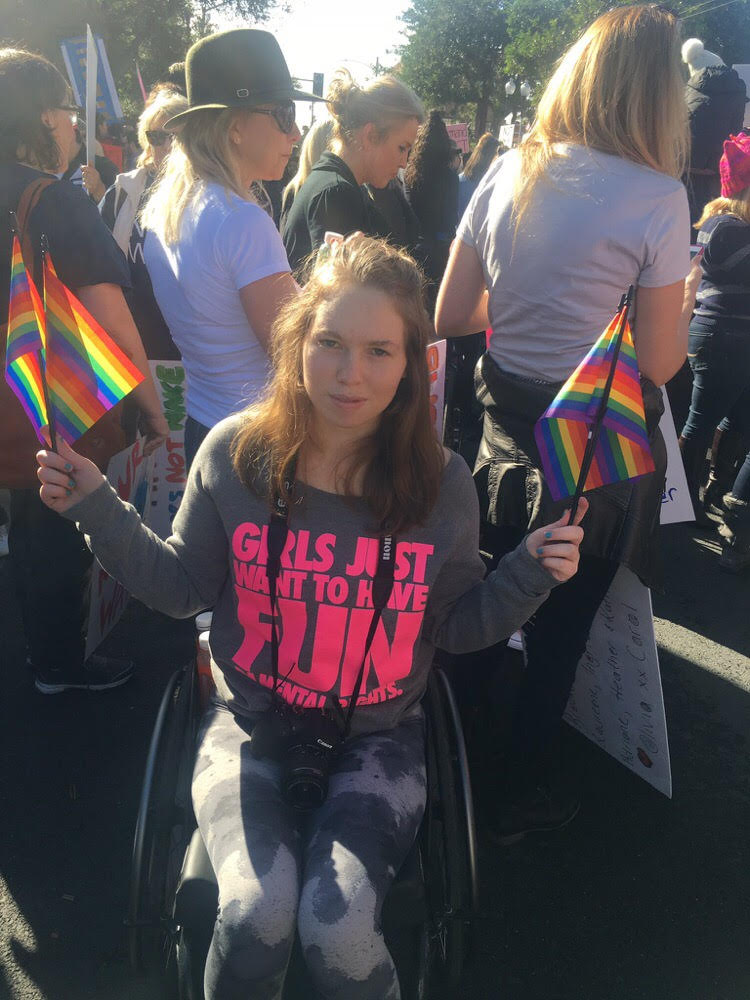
[77,283,169,451]
[423,460,584,654]
[36,434,229,617]
[238,271,299,351]
[633,277,693,386]
[434,237,489,337]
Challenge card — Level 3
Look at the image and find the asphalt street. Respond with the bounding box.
[1,517,748,1000]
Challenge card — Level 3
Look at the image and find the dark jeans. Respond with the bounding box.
[8,489,92,674]
[680,323,750,499]
[184,415,211,472]
[483,525,618,773]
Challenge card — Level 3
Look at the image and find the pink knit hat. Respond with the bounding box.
[720,133,750,197]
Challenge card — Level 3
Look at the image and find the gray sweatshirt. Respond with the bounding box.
[65,415,557,736]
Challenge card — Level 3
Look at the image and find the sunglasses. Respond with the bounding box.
[251,102,297,135]
[56,105,79,126]
[145,129,171,147]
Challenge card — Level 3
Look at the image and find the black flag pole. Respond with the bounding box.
[39,233,58,454]
[568,285,635,524]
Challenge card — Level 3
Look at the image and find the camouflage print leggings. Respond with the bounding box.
[192,702,427,1000]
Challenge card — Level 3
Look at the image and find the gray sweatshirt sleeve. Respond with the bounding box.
[424,457,557,653]
[61,436,229,618]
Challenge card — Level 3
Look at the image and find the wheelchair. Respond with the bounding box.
[127,653,478,1000]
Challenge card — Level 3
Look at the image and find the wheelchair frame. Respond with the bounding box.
[127,661,478,999]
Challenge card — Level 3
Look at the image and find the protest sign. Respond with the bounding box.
[86,438,152,656]
[446,123,469,153]
[659,387,695,525]
[564,564,672,797]
[60,33,123,120]
[427,340,447,439]
[145,362,188,540]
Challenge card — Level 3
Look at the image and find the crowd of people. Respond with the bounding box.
[1,3,749,997]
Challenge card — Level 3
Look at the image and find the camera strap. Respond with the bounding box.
[265,469,395,736]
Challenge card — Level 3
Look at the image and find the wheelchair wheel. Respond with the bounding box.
[127,663,200,982]
[419,667,478,996]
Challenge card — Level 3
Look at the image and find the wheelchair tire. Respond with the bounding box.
[128,664,199,980]
[421,668,476,994]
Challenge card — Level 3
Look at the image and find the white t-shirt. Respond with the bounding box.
[144,182,290,427]
[457,144,691,382]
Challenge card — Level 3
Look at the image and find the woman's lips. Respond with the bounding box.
[330,393,367,408]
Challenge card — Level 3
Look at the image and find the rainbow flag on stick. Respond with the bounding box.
[534,286,654,516]
[5,233,50,442]
[40,246,145,446]
[4,232,145,452]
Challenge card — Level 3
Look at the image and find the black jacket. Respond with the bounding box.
[280,151,388,276]
[685,66,747,221]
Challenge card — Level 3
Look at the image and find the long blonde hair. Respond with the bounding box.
[696,189,750,228]
[140,109,249,245]
[136,90,188,169]
[327,69,424,149]
[231,236,443,533]
[283,118,334,203]
[514,4,689,228]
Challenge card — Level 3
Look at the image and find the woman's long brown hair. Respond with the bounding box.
[232,236,444,533]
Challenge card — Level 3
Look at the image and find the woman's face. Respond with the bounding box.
[229,106,302,186]
[303,284,408,442]
[362,117,420,189]
[148,115,173,170]
[41,106,77,172]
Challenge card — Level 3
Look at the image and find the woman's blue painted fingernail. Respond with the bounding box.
[545,531,552,539]
[65,488,72,497]
[68,478,76,488]
[64,462,72,471]
[537,547,544,555]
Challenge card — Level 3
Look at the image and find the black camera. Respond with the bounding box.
[250,698,345,810]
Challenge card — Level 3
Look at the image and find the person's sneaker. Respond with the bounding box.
[34,654,135,694]
[485,782,581,845]
[0,523,8,557]
[718,543,750,574]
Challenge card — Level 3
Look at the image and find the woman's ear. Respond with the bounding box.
[361,121,379,150]
[40,109,55,128]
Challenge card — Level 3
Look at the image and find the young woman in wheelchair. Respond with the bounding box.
[37,235,585,1000]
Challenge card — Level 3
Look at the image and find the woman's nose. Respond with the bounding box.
[337,351,362,382]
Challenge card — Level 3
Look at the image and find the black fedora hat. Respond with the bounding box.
[164,28,319,128]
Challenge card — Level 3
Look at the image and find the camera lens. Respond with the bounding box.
[284,765,328,811]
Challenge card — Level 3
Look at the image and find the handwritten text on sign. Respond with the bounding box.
[564,565,672,797]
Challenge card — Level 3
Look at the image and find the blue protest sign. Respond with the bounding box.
[60,34,123,121]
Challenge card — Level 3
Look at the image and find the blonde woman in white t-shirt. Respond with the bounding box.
[435,4,702,844]
[140,29,316,467]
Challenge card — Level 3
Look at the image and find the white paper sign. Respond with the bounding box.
[564,565,672,797]
[427,339,447,439]
[86,438,153,656]
[145,361,187,539]
[659,387,695,525]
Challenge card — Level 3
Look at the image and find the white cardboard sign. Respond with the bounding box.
[564,564,672,797]
[428,339,447,440]
[659,387,695,525]
[144,361,188,540]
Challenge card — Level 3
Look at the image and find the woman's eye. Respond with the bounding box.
[370,347,389,357]
[317,337,339,348]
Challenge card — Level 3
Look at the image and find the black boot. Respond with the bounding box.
[718,493,750,574]
[679,434,712,527]
[704,426,745,516]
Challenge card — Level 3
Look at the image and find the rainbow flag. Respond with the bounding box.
[42,253,144,444]
[534,307,654,501]
[5,234,49,441]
